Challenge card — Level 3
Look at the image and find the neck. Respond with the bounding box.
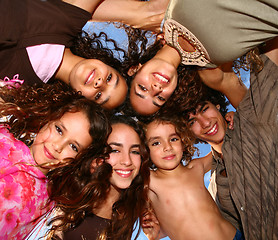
[155,162,184,177]
[54,48,83,85]
[210,141,224,155]
[155,44,181,68]
[93,185,121,219]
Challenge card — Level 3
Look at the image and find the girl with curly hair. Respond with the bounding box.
[1,0,145,110]
[0,82,110,239]
[47,114,149,240]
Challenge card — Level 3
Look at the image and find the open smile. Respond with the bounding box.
[153,72,170,84]
[206,123,218,136]
[115,169,133,178]
[85,70,96,85]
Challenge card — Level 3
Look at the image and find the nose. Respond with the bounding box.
[199,115,211,128]
[163,141,173,152]
[120,152,132,166]
[52,140,63,153]
[94,77,103,88]
[151,82,162,95]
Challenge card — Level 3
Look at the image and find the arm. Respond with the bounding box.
[62,0,104,14]
[198,62,247,108]
[91,0,170,32]
[192,152,213,173]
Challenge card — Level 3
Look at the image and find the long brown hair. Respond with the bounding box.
[48,115,150,240]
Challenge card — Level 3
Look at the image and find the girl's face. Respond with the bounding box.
[187,102,227,145]
[107,123,142,190]
[146,121,183,170]
[30,111,92,175]
[130,58,178,115]
[69,59,127,110]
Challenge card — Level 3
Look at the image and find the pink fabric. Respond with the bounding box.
[27,44,65,83]
[0,125,52,239]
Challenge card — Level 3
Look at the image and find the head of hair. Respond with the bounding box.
[143,114,196,167]
[0,81,110,150]
[159,81,229,144]
[47,114,150,240]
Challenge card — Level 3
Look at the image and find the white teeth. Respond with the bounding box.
[154,73,169,83]
[207,124,216,134]
[86,72,94,85]
[115,170,131,174]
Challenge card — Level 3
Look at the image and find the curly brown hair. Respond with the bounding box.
[143,115,196,167]
[47,114,150,240]
[0,81,110,149]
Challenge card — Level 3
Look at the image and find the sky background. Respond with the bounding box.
[84,21,250,240]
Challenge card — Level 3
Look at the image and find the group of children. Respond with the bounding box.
[0,0,278,239]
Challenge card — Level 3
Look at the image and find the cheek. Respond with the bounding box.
[33,127,51,145]
[190,124,201,136]
[106,154,118,167]
[61,149,78,159]
[132,156,142,171]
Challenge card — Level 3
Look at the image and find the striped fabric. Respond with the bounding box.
[222,54,278,240]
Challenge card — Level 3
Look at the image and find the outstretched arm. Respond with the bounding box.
[62,0,104,14]
[91,0,170,32]
[198,62,247,108]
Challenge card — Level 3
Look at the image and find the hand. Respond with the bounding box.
[225,111,235,130]
[142,210,162,240]
[91,0,170,33]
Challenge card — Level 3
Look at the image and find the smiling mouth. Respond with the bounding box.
[206,123,218,135]
[44,146,55,160]
[115,170,132,178]
[85,70,96,85]
[163,154,175,160]
[153,72,170,84]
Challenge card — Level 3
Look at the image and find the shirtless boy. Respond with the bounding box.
[143,117,243,240]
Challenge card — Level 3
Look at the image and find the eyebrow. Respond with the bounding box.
[147,136,160,143]
[109,142,122,147]
[188,102,207,122]
[134,88,163,108]
[100,75,119,105]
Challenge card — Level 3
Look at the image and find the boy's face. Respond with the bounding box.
[146,121,183,170]
[187,102,227,145]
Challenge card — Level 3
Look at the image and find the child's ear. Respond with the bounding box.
[216,104,220,110]
[127,64,142,76]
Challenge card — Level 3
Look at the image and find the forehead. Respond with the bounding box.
[109,123,140,142]
[146,121,176,138]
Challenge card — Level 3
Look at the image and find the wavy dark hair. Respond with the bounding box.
[0,81,110,151]
[48,114,150,240]
[70,28,154,89]
[161,83,229,144]
[117,30,203,118]
[143,115,196,167]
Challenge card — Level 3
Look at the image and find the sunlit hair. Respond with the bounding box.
[48,114,150,240]
[117,30,203,117]
[161,83,229,144]
[143,115,196,167]
[71,28,151,90]
[0,81,110,169]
